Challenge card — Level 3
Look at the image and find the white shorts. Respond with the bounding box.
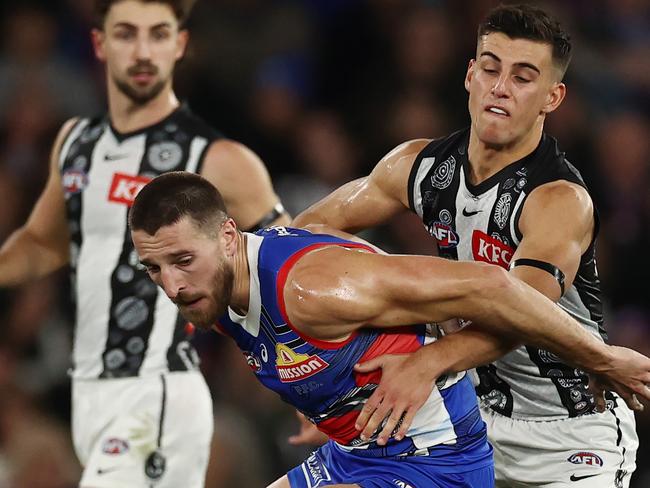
[481,403,638,488]
[72,371,213,488]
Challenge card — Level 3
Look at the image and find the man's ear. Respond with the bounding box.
[464,59,476,93]
[221,219,239,256]
[91,28,106,62]
[175,29,189,61]
[541,82,566,115]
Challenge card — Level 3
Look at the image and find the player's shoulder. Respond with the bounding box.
[529,133,589,191]
[415,127,470,160]
[173,104,223,141]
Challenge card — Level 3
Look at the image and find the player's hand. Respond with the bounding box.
[591,345,650,412]
[353,350,437,446]
[288,411,328,446]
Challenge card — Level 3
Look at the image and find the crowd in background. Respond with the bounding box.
[0,0,647,486]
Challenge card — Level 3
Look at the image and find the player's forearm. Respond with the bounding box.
[419,326,519,376]
[0,229,68,287]
[486,276,613,373]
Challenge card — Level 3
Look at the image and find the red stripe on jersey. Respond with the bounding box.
[317,410,361,444]
[276,242,376,350]
[354,329,423,387]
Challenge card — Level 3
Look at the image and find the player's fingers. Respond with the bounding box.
[354,357,384,373]
[633,382,650,402]
[356,392,383,432]
[360,403,391,441]
[394,406,418,441]
[376,406,405,446]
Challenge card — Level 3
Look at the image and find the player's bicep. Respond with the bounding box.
[293,139,430,232]
[511,182,594,300]
[200,140,288,230]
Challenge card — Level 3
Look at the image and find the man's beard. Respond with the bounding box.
[113,62,167,105]
[176,261,235,331]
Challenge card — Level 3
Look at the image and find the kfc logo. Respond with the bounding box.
[108,173,151,206]
[472,230,514,269]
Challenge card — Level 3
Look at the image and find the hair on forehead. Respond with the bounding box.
[478,4,572,78]
[93,0,196,28]
[129,171,228,236]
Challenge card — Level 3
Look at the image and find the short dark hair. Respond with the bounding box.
[478,4,572,78]
[93,0,194,28]
[129,172,228,236]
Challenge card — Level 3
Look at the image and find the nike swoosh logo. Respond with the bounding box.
[97,467,122,475]
[462,208,482,217]
[570,473,599,482]
[104,154,128,161]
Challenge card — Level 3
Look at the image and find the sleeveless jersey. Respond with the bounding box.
[59,105,221,379]
[408,128,607,420]
[217,227,483,456]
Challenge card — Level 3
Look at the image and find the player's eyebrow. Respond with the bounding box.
[480,51,541,74]
[113,21,173,30]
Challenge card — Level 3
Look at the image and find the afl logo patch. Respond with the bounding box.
[430,155,456,189]
[493,193,512,230]
[244,351,262,373]
[568,452,603,467]
[102,437,129,455]
[147,141,182,172]
[62,169,89,194]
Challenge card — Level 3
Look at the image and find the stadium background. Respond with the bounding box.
[0,0,647,485]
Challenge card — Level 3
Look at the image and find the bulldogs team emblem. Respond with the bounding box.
[275,344,329,383]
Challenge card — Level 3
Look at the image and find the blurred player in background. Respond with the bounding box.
[0,0,288,486]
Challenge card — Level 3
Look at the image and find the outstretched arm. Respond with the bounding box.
[0,118,76,287]
[201,139,290,231]
[292,139,428,232]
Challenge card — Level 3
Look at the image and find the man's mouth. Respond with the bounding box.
[485,105,510,117]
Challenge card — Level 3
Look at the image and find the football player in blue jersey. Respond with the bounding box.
[130,172,650,488]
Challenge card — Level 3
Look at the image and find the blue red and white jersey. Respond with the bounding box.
[217,227,481,456]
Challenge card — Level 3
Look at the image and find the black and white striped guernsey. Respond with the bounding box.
[408,128,610,420]
[59,105,220,379]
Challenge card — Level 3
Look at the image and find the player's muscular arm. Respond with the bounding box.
[292,139,430,232]
[200,140,290,231]
[509,180,594,300]
[0,118,76,287]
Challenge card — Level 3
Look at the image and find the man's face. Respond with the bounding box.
[465,32,565,148]
[92,1,188,105]
[132,216,234,330]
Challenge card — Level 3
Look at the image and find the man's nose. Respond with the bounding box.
[491,73,510,97]
[161,269,184,300]
[134,35,152,60]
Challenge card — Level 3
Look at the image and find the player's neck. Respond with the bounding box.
[467,125,543,185]
[230,233,250,316]
[107,82,180,134]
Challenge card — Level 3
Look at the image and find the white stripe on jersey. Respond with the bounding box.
[73,130,149,377]
[59,119,90,169]
[454,170,499,261]
[509,191,526,247]
[412,157,437,218]
[227,233,263,337]
[187,137,208,174]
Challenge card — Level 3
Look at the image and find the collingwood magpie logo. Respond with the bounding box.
[430,156,456,189]
[145,451,166,480]
[494,193,512,230]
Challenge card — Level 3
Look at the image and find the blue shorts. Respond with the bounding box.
[287,429,494,488]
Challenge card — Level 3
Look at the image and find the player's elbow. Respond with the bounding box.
[472,264,516,308]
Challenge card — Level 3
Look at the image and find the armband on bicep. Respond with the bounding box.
[508,258,566,296]
[247,203,286,232]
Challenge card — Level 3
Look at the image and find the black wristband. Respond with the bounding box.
[509,258,566,296]
[247,203,285,232]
